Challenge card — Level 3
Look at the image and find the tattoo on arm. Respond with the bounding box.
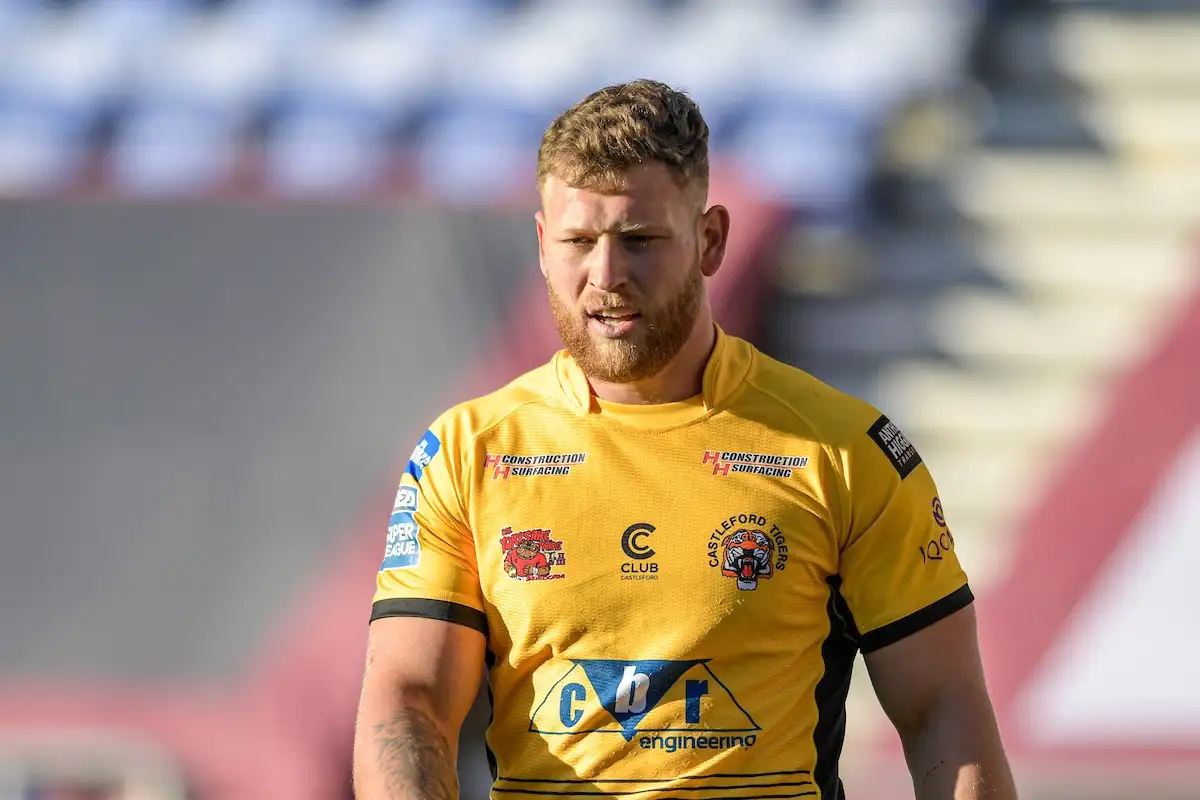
[373,707,457,800]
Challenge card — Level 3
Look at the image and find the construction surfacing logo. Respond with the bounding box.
[702,450,808,478]
[531,659,760,752]
[485,452,587,480]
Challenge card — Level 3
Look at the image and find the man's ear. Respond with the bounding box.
[535,210,549,279]
[699,204,731,279]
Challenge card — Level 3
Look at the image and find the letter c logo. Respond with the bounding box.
[621,523,656,560]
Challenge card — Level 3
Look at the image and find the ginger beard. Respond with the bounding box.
[547,260,705,384]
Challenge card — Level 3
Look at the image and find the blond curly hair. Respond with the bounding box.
[537,79,710,204]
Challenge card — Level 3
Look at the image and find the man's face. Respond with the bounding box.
[536,163,720,384]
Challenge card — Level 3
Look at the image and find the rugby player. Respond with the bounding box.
[353,80,1016,800]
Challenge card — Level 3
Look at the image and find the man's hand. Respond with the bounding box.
[865,604,1017,800]
[354,616,485,799]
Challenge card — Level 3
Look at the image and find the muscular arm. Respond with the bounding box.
[864,605,1017,800]
[353,616,486,799]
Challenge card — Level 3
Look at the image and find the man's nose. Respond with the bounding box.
[586,235,630,291]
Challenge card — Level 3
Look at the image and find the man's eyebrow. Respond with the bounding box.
[614,222,666,234]
[559,222,669,236]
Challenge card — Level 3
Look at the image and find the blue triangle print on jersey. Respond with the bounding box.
[574,659,704,741]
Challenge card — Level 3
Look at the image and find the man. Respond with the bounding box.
[353,80,1016,800]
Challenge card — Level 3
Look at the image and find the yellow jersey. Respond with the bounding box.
[372,326,971,799]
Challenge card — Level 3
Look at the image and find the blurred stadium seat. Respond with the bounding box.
[0,0,977,214]
[109,15,281,194]
[0,10,127,191]
[264,13,437,194]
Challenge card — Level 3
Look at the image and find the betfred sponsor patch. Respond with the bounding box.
[867,414,922,479]
[393,484,418,514]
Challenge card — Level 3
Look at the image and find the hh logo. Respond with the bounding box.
[703,451,734,477]
[701,450,808,478]
[530,659,759,743]
[484,452,586,480]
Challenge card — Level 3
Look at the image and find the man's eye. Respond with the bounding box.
[565,237,592,246]
[624,235,654,248]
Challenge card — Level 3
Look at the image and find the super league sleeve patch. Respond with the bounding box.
[380,511,421,571]
[867,414,923,479]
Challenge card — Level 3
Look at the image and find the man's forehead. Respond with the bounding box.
[542,173,689,231]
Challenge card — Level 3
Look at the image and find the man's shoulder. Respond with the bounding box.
[427,356,566,444]
[739,342,884,447]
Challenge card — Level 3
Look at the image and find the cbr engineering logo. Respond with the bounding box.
[702,450,808,478]
[530,659,760,751]
[485,452,587,480]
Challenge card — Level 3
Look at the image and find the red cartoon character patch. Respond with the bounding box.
[500,526,566,581]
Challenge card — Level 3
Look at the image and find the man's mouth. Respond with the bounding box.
[588,309,641,327]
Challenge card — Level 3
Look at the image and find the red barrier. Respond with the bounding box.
[974,270,1200,777]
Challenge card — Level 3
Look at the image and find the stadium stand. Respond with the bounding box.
[769,0,1200,587]
[766,1,1200,792]
[0,0,978,211]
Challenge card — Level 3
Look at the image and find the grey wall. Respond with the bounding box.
[0,200,535,681]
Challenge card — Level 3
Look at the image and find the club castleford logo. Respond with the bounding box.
[620,522,658,581]
[485,452,587,480]
[530,659,760,752]
[501,526,567,581]
[706,513,789,591]
[701,450,808,478]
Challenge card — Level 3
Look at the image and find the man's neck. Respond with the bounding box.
[589,315,717,405]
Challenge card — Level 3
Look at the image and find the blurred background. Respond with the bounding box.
[1,0,1198,797]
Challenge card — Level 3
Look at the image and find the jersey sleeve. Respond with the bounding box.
[837,412,973,653]
[370,412,486,635]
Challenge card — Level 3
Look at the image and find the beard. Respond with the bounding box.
[547,265,705,385]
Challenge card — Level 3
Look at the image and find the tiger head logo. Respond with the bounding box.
[720,528,774,591]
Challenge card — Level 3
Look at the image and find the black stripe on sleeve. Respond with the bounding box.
[858,584,974,654]
[370,598,488,635]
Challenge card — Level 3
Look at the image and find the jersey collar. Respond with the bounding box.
[554,324,754,416]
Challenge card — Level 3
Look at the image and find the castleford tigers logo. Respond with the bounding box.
[706,513,789,591]
[721,528,774,590]
[501,526,566,581]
